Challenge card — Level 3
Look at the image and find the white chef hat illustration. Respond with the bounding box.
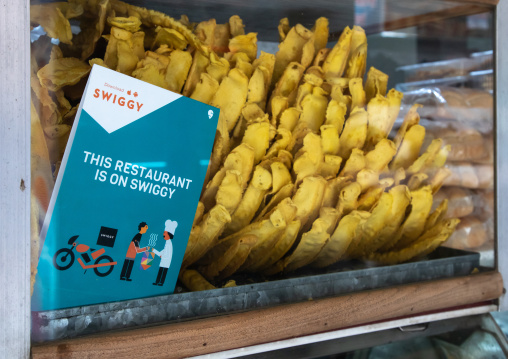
[165,220,178,235]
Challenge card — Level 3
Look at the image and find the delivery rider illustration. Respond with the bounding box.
[152,220,177,286]
[120,222,149,281]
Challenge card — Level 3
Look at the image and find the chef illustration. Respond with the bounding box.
[152,219,177,286]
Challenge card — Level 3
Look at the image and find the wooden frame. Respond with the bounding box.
[0,1,31,358]
[0,0,504,357]
[496,0,508,310]
[32,272,503,358]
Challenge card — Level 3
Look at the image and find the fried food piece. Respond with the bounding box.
[324,100,347,133]
[229,33,258,62]
[265,129,292,159]
[271,96,289,126]
[239,198,297,271]
[295,82,313,111]
[271,62,305,107]
[393,167,406,186]
[180,270,216,291]
[345,26,367,78]
[313,17,329,53]
[365,67,388,102]
[242,121,271,164]
[230,15,245,37]
[323,26,352,81]
[281,208,340,273]
[322,176,351,208]
[218,235,257,280]
[349,78,366,110]
[270,161,292,194]
[279,107,301,132]
[392,186,434,250]
[329,83,351,110]
[321,155,343,179]
[337,182,362,216]
[212,68,249,132]
[338,108,368,160]
[321,125,340,156]
[193,202,205,227]
[386,89,404,132]
[406,139,443,175]
[108,16,141,32]
[393,104,422,151]
[375,185,411,251]
[390,125,426,170]
[249,52,276,110]
[182,204,231,268]
[255,183,294,222]
[182,51,210,97]
[356,185,384,212]
[339,149,364,177]
[299,87,328,132]
[165,49,192,93]
[428,167,452,194]
[202,143,255,207]
[74,0,109,61]
[292,176,327,230]
[190,73,219,104]
[256,220,301,272]
[293,133,323,183]
[37,58,91,91]
[272,24,313,86]
[349,192,393,257]
[425,199,448,232]
[248,65,271,107]
[132,63,167,88]
[44,124,72,165]
[227,49,253,77]
[31,3,82,45]
[141,50,172,71]
[195,19,216,48]
[206,52,230,83]
[407,173,429,191]
[278,17,290,42]
[30,75,59,127]
[300,36,316,69]
[369,219,460,265]
[365,139,397,173]
[356,169,379,192]
[346,43,367,79]
[106,28,145,74]
[199,235,243,280]
[215,170,244,215]
[313,210,369,267]
[224,166,272,235]
[364,94,389,150]
[432,144,451,168]
[213,23,230,55]
[111,1,208,54]
[313,48,330,67]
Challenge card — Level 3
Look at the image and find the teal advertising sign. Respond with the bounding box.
[32,65,219,311]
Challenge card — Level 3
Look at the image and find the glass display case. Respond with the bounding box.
[0,0,506,357]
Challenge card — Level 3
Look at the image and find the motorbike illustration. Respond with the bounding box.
[53,235,117,277]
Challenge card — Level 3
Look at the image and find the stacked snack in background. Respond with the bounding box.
[30,0,475,293]
[402,87,494,262]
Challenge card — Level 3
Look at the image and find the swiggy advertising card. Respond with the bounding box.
[32,65,219,311]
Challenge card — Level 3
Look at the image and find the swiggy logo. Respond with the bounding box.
[93,84,143,112]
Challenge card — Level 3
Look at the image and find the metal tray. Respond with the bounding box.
[32,247,480,342]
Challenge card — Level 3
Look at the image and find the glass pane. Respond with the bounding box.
[29,0,495,343]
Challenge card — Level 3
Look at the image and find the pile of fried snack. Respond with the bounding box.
[30,0,460,292]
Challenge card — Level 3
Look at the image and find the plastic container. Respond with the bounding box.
[396,57,475,83]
